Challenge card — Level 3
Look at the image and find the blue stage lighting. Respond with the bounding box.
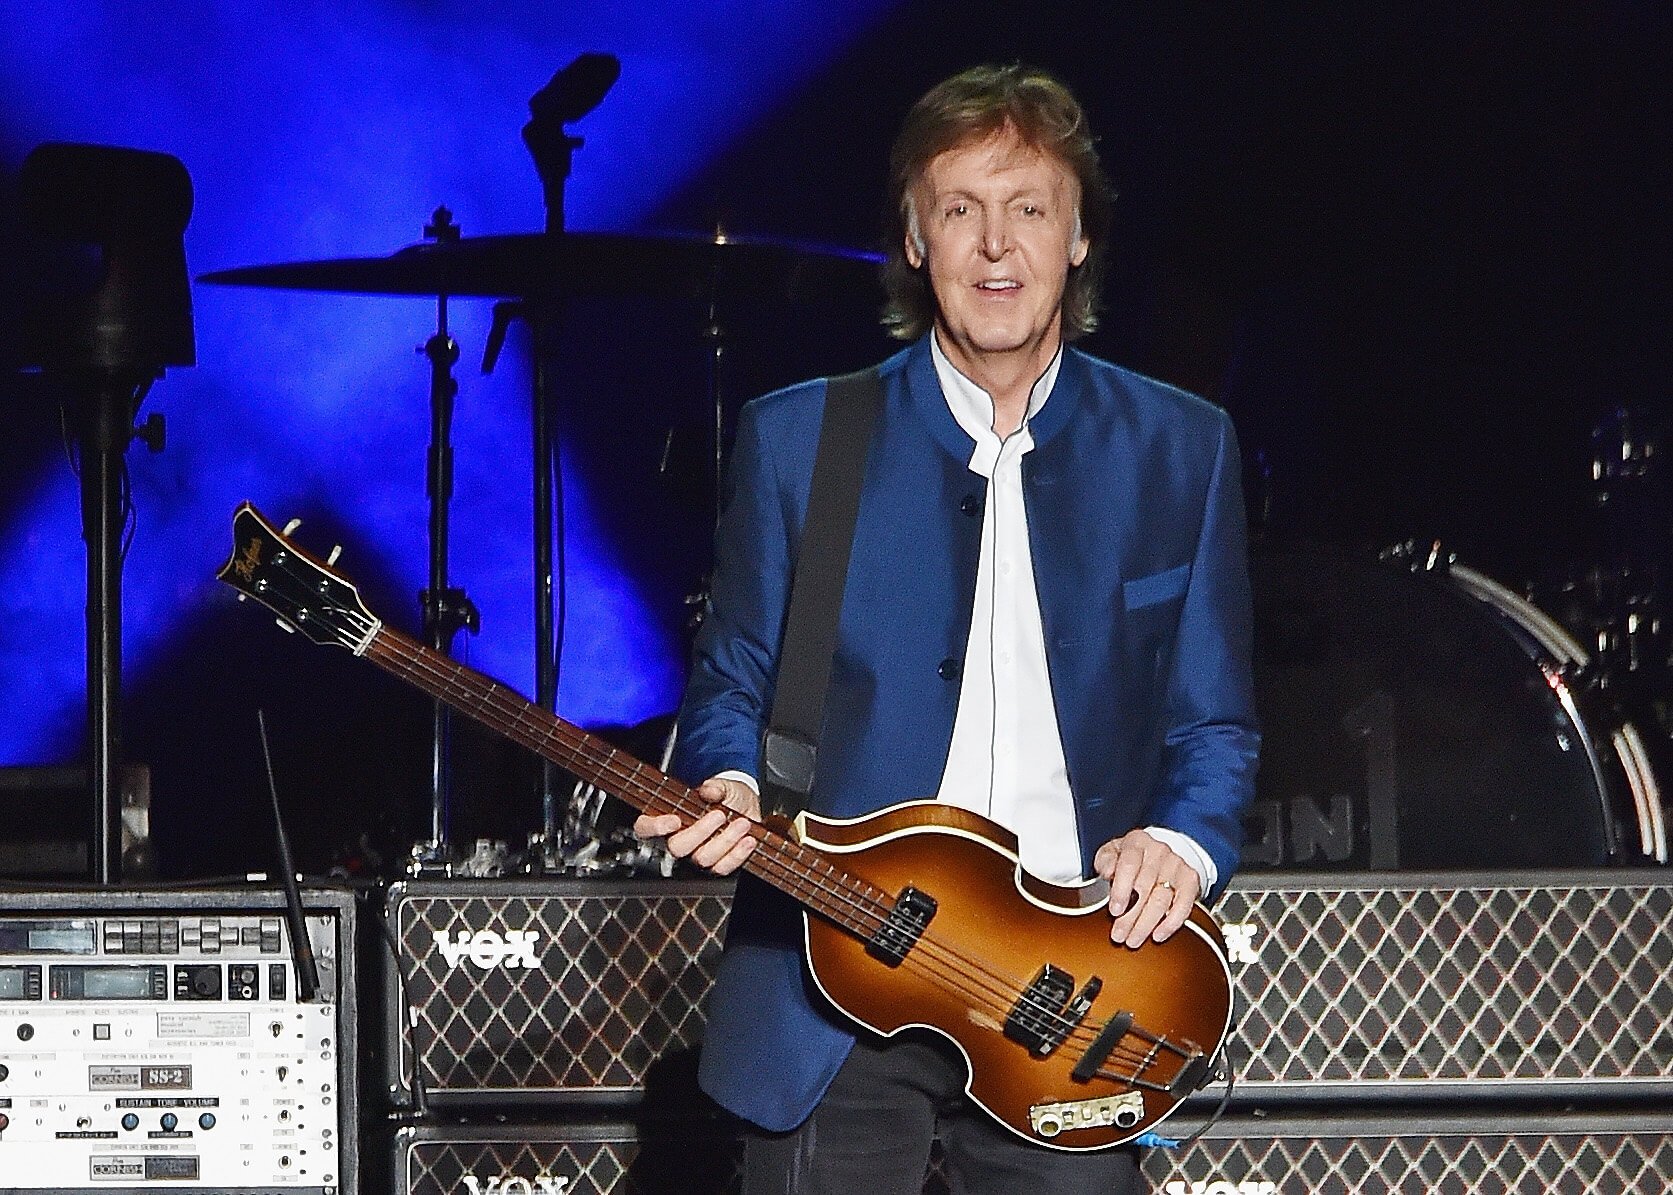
[0,0,896,764]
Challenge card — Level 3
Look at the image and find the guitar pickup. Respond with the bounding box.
[866,886,937,966]
[1005,966,1100,1056]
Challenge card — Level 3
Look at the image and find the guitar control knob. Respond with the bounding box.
[160,1113,178,1131]
[199,1112,217,1130]
[121,1114,140,1131]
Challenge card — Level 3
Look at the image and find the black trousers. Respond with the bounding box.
[742,1034,1143,1195]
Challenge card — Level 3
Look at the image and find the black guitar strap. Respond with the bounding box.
[759,366,885,818]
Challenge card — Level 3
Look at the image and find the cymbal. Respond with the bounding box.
[199,230,883,305]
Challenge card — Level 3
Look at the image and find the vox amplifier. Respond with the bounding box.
[1204,869,1673,1106]
[381,879,728,1108]
[391,1121,741,1195]
[380,871,1673,1111]
[1142,1109,1673,1193]
[390,1110,1673,1195]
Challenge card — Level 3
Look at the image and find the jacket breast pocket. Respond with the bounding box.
[1123,562,1191,614]
[1123,564,1190,688]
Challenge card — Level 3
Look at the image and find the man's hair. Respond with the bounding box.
[881,63,1116,342]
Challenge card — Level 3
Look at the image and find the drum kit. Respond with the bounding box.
[199,54,883,877]
[196,57,1671,879]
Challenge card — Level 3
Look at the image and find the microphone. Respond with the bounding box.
[522,53,621,233]
[528,52,621,123]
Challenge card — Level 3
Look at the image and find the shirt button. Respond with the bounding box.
[938,658,962,681]
[959,495,980,516]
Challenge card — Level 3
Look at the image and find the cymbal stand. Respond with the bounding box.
[409,207,479,877]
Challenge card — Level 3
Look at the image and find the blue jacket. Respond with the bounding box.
[673,335,1259,1131]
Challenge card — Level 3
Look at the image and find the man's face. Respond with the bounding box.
[905,128,1089,373]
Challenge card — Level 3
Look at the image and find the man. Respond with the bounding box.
[635,64,1258,1194]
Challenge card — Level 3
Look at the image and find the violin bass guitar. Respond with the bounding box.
[217,503,1234,1150]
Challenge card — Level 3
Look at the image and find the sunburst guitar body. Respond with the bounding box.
[217,502,1233,1150]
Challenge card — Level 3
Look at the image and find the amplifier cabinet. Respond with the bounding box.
[1205,869,1673,1106]
[382,871,1673,1110]
[392,1122,740,1195]
[1143,1110,1673,1194]
[391,1112,1673,1195]
[381,879,729,1108]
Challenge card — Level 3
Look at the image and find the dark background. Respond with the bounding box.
[3,2,1669,878]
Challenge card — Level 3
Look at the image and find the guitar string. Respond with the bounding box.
[262,561,1180,1076]
[359,625,1179,1070]
[353,612,1173,1074]
[334,600,1169,1075]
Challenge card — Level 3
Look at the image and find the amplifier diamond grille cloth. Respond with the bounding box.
[1217,872,1673,1098]
[1142,1115,1673,1194]
[389,881,729,1102]
[398,1127,741,1195]
[388,872,1673,1106]
[395,1117,1673,1195]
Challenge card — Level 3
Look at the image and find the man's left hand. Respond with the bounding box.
[1093,829,1200,948]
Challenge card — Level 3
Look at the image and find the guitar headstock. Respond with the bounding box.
[217,503,380,653]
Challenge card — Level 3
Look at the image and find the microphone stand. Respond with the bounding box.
[491,55,616,871]
[77,372,163,882]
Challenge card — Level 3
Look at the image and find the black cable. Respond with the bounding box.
[374,897,432,1122]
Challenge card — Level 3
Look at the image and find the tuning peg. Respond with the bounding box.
[283,518,303,535]
[275,619,296,634]
[236,593,248,603]
[327,545,343,566]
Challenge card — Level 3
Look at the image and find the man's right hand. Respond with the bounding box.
[632,775,762,876]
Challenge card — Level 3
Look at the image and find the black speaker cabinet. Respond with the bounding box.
[381,879,729,1107]
[1206,870,1673,1107]
[1143,1110,1673,1194]
[392,1122,741,1195]
[382,871,1673,1110]
[390,1111,1673,1195]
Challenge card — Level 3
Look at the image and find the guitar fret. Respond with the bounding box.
[224,505,1231,1151]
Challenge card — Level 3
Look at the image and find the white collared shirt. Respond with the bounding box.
[929,333,1214,891]
[726,339,1214,892]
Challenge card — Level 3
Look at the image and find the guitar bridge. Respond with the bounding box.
[866,885,937,966]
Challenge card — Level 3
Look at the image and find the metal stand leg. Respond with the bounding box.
[408,209,478,877]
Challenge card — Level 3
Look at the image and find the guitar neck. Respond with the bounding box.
[363,625,891,934]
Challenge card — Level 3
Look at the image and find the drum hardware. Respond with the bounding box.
[198,50,882,876]
[1250,541,1667,870]
[1592,405,1662,494]
[452,838,515,878]
[411,206,481,877]
[1389,539,1667,862]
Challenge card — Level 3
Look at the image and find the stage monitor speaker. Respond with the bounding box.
[381,879,728,1108]
[0,884,359,1195]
